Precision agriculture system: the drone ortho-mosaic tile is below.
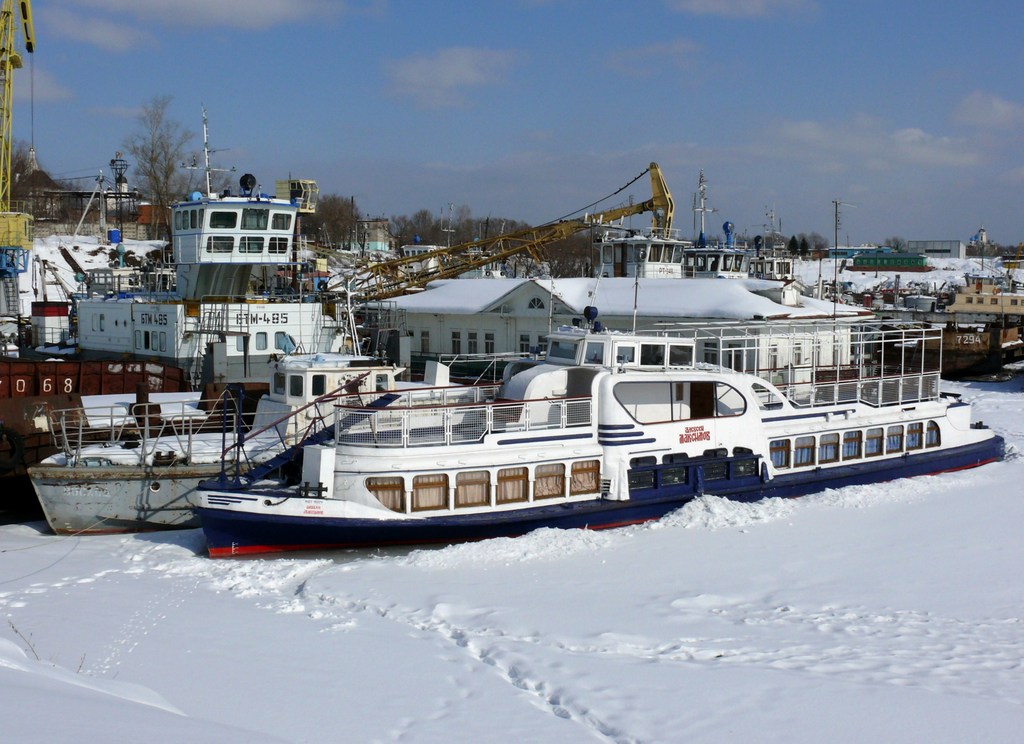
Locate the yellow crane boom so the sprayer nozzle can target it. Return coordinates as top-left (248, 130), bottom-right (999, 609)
top-left (0, 0), bottom-right (33, 280)
top-left (1, 0), bottom-right (33, 212)
top-left (354, 162), bottom-right (673, 301)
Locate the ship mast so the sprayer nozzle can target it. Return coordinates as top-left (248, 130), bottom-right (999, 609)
top-left (692, 170), bottom-right (716, 248)
top-left (182, 106), bottom-right (233, 197)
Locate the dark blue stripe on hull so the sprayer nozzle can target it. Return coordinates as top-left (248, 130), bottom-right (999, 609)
top-left (199, 436), bottom-right (1004, 556)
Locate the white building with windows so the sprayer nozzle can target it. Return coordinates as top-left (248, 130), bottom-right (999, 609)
top-left (363, 277), bottom-right (871, 368)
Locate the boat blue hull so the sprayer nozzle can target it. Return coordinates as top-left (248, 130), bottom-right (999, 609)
top-left (198, 436), bottom-right (1004, 557)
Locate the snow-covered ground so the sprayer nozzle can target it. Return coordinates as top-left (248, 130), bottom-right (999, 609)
top-left (1, 371), bottom-right (1022, 743)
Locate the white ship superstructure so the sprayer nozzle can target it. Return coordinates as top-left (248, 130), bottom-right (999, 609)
top-left (75, 175), bottom-right (349, 385)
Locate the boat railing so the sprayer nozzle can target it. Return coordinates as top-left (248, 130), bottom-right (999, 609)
top-left (379, 383), bottom-right (503, 408)
top-left (333, 394), bottom-right (592, 448)
top-left (46, 395), bottom-right (245, 465)
top-left (776, 371), bottom-right (940, 407)
top-left (630, 320), bottom-right (944, 408)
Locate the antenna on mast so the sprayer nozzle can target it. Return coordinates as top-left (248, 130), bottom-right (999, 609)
top-left (692, 170), bottom-right (717, 248)
top-left (181, 106), bottom-right (235, 197)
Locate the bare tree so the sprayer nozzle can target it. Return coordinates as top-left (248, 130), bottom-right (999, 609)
top-left (305, 193), bottom-right (361, 248)
top-left (542, 233), bottom-right (594, 277)
top-left (884, 236), bottom-right (907, 252)
top-left (123, 96), bottom-right (193, 239)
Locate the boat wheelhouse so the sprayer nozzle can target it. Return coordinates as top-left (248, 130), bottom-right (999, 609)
top-left (196, 318), bottom-right (1004, 556)
top-left (595, 228), bottom-right (750, 279)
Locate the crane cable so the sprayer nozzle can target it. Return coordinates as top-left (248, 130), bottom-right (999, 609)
top-left (547, 164), bottom-right (652, 225)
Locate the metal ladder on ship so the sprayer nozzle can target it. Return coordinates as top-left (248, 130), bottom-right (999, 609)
top-left (0, 276), bottom-right (18, 316)
top-left (188, 302), bottom-right (251, 388)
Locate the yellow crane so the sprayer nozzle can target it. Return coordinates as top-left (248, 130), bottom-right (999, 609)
top-left (353, 162), bottom-right (674, 301)
top-left (0, 0), bottom-right (34, 283)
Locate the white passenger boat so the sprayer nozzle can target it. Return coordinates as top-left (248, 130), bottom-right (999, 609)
top-left (196, 316), bottom-right (1004, 557)
top-left (29, 354), bottom-right (404, 534)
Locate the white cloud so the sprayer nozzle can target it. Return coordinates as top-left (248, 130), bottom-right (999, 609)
top-left (13, 68), bottom-right (73, 103)
top-left (774, 116), bottom-right (982, 169)
top-left (606, 39), bottom-right (702, 76)
top-left (385, 47), bottom-right (520, 110)
top-left (58, 0), bottom-right (345, 32)
top-left (888, 127), bottom-right (979, 167)
top-left (953, 91), bottom-right (1024, 130)
top-left (667, 0), bottom-right (817, 18)
top-left (42, 8), bottom-right (156, 51)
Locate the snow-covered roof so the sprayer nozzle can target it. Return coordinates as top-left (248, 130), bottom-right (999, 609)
top-left (369, 278), bottom-right (532, 314)
top-left (380, 277), bottom-right (870, 321)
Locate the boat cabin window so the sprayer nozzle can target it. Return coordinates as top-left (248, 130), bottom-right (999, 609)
top-left (273, 372), bottom-right (285, 395)
top-left (271, 213), bottom-right (292, 231)
top-left (865, 427), bottom-right (883, 456)
top-left (906, 422), bottom-right (923, 450)
top-left (668, 344), bottom-right (693, 366)
top-left (661, 465), bottom-right (688, 485)
top-left (241, 208), bottom-right (270, 230)
top-left (640, 344), bottom-right (665, 365)
top-left (770, 439), bottom-right (790, 468)
top-left (843, 431), bottom-right (862, 459)
top-left (311, 374), bottom-right (326, 396)
top-left (614, 380), bottom-right (746, 423)
top-left (886, 425), bottom-right (904, 453)
top-left (367, 476), bottom-right (404, 511)
top-left (534, 463), bottom-right (565, 499)
top-left (716, 385), bottom-right (746, 416)
top-left (209, 211), bottom-right (237, 229)
top-left (584, 341), bottom-right (605, 364)
top-left (570, 460), bottom-right (601, 495)
top-left (375, 373), bottom-right (390, 391)
top-left (496, 467), bottom-right (528, 503)
top-left (926, 421), bottom-right (940, 447)
top-left (455, 471), bottom-right (490, 508)
top-left (412, 474), bottom-right (448, 511)
top-left (547, 339), bottom-right (579, 362)
top-left (733, 458), bottom-right (758, 477)
top-left (289, 375), bottom-right (303, 397)
top-left (256, 332), bottom-right (268, 351)
top-left (614, 344), bottom-right (636, 364)
top-left (703, 461), bottom-right (728, 480)
top-left (240, 237), bottom-right (264, 253)
top-left (269, 237), bottom-right (289, 254)
top-left (793, 436), bottom-right (815, 466)
top-left (206, 236), bottom-right (233, 253)
top-left (818, 433), bottom-right (840, 463)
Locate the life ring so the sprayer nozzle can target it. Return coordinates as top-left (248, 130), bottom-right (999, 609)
top-left (0, 427), bottom-right (25, 470)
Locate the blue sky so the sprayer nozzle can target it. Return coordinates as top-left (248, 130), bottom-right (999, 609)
top-left (15, 0), bottom-right (1024, 245)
